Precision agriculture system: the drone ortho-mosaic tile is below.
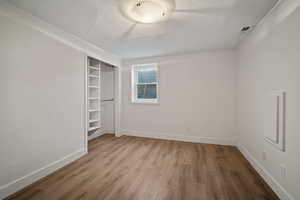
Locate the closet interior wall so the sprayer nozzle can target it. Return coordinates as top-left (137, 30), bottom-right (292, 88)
top-left (100, 63), bottom-right (115, 134)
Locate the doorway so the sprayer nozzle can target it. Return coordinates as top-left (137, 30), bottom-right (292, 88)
top-left (85, 56), bottom-right (120, 149)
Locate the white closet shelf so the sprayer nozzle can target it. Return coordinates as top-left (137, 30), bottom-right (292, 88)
top-left (89, 126), bottom-right (100, 131)
top-left (89, 109), bottom-right (100, 112)
top-left (88, 66), bottom-right (100, 70)
top-left (88, 75), bottom-right (99, 78)
top-left (89, 119), bottom-right (100, 123)
top-left (87, 57), bottom-right (101, 137)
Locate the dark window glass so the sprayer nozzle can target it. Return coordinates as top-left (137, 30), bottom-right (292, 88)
top-left (137, 84), bottom-right (157, 99)
top-left (138, 71), bottom-right (157, 84)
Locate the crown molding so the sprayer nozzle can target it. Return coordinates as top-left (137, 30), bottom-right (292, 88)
top-left (238, 0), bottom-right (300, 49)
top-left (0, 1), bottom-right (122, 67)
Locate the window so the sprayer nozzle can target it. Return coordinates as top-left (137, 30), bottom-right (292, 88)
top-left (132, 63), bottom-right (159, 104)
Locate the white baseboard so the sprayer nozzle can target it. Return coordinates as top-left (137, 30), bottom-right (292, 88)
top-left (115, 132), bottom-right (123, 137)
top-left (115, 130), bottom-right (123, 137)
top-left (104, 130), bottom-right (115, 134)
top-left (1, 134), bottom-right (292, 200)
top-left (0, 148), bottom-right (87, 200)
top-left (88, 131), bottom-right (104, 141)
top-left (237, 143), bottom-right (294, 200)
top-left (121, 130), bottom-right (235, 146)
top-left (88, 129), bottom-right (114, 141)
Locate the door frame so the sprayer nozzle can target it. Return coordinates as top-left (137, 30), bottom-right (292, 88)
top-left (84, 55), bottom-right (122, 153)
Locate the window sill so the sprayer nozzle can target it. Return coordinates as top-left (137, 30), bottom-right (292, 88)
top-left (131, 99), bottom-right (159, 105)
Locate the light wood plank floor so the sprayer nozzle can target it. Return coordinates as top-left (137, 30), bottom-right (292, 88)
top-left (6, 134), bottom-right (279, 200)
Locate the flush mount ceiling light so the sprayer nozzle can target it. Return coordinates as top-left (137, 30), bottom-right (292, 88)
top-left (120, 0), bottom-right (176, 24)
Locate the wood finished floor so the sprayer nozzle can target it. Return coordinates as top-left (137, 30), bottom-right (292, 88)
top-left (6, 134), bottom-right (279, 200)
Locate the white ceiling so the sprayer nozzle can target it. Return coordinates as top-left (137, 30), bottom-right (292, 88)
top-left (6, 0), bottom-right (278, 58)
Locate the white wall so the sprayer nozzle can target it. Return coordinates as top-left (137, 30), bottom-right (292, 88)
top-left (1, 0), bottom-right (299, 199)
top-left (121, 50), bottom-right (237, 145)
top-left (237, 1), bottom-right (300, 199)
top-left (0, 14), bottom-right (87, 198)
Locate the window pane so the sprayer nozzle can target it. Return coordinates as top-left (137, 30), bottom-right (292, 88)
top-left (137, 84), bottom-right (157, 99)
top-left (138, 71), bottom-right (157, 83)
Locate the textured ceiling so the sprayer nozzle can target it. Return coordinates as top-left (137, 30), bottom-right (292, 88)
top-left (6, 0), bottom-right (278, 58)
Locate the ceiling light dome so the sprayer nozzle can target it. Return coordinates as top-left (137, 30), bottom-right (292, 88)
top-left (120, 0), bottom-right (176, 24)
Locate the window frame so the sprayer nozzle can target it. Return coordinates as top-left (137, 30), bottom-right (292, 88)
top-left (131, 63), bottom-right (159, 104)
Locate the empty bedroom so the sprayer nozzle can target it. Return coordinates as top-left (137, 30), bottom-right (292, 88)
top-left (0, 0), bottom-right (299, 199)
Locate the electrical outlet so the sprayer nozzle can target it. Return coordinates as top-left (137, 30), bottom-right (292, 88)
top-left (280, 164), bottom-right (287, 179)
top-left (262, 151), bottom-right (267, 161)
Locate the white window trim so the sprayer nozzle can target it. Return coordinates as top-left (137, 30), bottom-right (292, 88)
top-left (131, 63), bottom-right (159, 104)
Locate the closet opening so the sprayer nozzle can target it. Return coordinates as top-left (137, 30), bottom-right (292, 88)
top-left (86, 56), bottom-right (119, 147)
